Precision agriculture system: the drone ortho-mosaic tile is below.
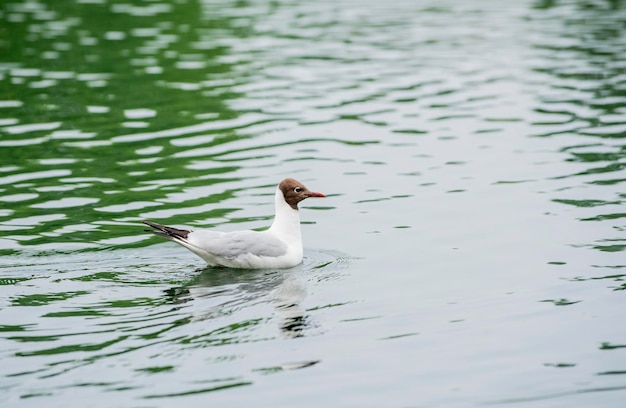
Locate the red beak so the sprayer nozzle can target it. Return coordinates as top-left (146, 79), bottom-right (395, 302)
top-left (308, 192), bottom-right (325, 198)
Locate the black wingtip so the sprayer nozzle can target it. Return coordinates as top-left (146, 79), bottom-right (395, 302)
top-left (142, 220), bottom-right (191, 240)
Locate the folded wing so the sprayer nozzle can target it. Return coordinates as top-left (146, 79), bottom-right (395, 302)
top-left (187, 230), bottom-right (288, 259)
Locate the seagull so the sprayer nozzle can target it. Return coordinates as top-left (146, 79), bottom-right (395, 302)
top-left (143, 178), bottom-right (325, 269)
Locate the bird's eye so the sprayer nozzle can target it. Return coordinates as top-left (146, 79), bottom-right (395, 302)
top-left (294, 186), bottom-right (302, 193)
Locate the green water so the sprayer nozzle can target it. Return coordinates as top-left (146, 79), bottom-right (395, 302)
top-left (1, 0), bottom-right (626, 406)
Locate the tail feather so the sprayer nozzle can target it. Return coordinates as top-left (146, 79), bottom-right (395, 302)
top-left (143, 220), bottom-right (191, 241)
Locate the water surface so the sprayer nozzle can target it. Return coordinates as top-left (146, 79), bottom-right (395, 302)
top-left (1, 0), bottom-right (626, 406)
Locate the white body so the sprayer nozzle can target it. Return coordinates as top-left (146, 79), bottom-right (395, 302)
top-left (174, 186), bottom-right (304, 269)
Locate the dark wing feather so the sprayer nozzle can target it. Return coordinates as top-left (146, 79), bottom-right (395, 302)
top-left (143, 220), bottom-right (191, 240)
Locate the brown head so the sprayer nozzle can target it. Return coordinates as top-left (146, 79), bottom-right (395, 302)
top-left (279, 178), bottom-right (325, 210)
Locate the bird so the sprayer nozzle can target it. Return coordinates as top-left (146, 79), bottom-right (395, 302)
top-left (142, 178), bottom-right (325, 269)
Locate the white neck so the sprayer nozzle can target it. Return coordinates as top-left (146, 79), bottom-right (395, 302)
top-left (269, 186), bottom-right (302, 243)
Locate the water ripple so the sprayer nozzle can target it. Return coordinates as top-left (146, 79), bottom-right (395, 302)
top-left (1, 0), bottom-right (626, 405)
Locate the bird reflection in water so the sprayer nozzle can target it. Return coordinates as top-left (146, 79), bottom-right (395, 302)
top-left (162, 266), bottom-right (310, 338)
top-left (270, 271), bottom-right (308, 338)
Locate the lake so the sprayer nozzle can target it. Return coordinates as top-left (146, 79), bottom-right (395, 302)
top-left (1, 0), bottom-right (626, 406)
